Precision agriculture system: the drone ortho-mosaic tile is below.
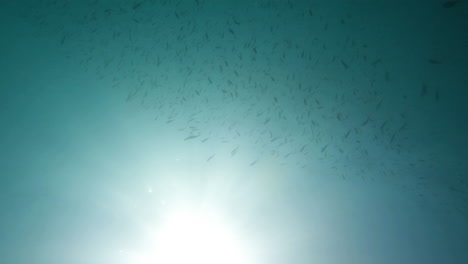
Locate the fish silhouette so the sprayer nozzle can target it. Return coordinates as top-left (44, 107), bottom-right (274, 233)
top-left (443, 0), bottom-right (461, 8)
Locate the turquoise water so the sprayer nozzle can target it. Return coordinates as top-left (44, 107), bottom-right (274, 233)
top-left (1, 1), bottom-right (467, 263)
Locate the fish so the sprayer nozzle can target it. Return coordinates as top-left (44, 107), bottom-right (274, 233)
top-left (344, 129), bottom-right (351, 139)
top-left (420, 83), bottom-right (427, 97)
top-left (428, 59), bottom-right (442, 64)
top-left (184, 135), bottom-right (200, 141)
top-left (380, 121), bottom-right (387, 134)
top-left (300, 144), bottom-right (307, 152)
top-left (361, 117), bottom-right (371, 126)
top-left (443, 0), bottom-right (460, 8)
top-left (372, 58), bottom-right (382, 67)
top-left (321, 144), bottom-right (329, 153)
top-left (271, 136), bottom-right (280, 142)
top-left (133, 1), bottom-right (144, 10)
top-left (207, 154), bottom-right (215, 162)
top-left (231, 147), bottom-right (239, 156)
top-left (376, 99), bottom-right (383, 110)
top-left (341, 59), bottom-right (349, 69)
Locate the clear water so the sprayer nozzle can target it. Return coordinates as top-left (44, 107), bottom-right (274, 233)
top-left (1, 0), bottom-right (467, 263)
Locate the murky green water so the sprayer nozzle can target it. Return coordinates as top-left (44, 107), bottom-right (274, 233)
top-left (1, 1), bottom-right (467, 263)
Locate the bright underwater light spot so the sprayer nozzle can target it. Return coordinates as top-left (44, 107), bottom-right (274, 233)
top-left (139, 208), bottom-right (254, 264)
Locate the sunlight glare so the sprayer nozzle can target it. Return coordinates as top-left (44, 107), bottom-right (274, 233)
top-left (140, 207), bottom-right (254, 264)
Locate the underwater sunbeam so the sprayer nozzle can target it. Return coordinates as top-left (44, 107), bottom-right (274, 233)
top-left (136, 207), bottom-right (255, 264)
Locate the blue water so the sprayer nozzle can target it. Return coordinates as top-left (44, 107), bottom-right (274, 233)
top-left (1, 1), bottom-right (467, 263)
